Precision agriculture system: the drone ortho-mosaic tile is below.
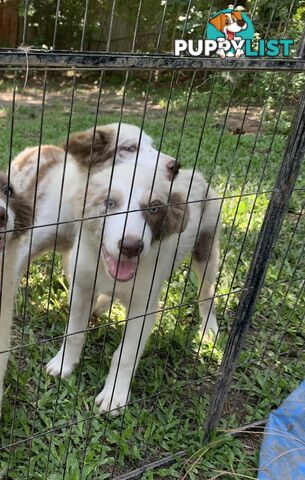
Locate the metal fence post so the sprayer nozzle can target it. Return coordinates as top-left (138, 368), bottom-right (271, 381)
top-left (204, 83), bottom-right (305, 440)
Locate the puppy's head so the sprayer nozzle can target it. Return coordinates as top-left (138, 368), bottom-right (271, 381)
top-left (83, 164), bottom-right (188, 283)
top-left (65, 123), bottom-right (180, 181)
top-left (0, 173), bottom-right (32, 248)
top-left (209, 11), bottom-right (246, 34)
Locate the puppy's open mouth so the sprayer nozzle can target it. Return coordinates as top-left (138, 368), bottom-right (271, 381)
top-left (102, 247), bottom-right (138, 282)
top-left (226, 29), bottom-right (236, 40)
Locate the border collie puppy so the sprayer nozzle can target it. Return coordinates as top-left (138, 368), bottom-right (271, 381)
top-left (0, 174), bottom-right (32, 415)
top-left (45, 163), bottom-right (221, 415)
top-left (11, 123), bottom-right (179, 268)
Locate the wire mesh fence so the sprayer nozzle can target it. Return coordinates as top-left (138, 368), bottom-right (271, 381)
top-left (0, 1), bottom-right (304, 479)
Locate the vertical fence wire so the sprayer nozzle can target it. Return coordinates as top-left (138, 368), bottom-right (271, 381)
top-left (238, 201), bottom-right (305, 424)
top-left (156, 71), bottom-right (286, 446)
top-left (21, 71), bottom-right (49, 480)
top-left (52, 0), bottom-right (61, 49)
top-left (204, 79), bottom-right (305, 439)
top-left (91, 71), bottom-right (195, 476)
top-left (5, 74), bottom-right (19, 475)
top-left (44, 75), bottom-right (78, 480)
top-left (0, 0), bottom-right (304, 478)
top-left (21, 0), bottom-right (29, 45)
top-left (80, 0), bottom-right (90, 51)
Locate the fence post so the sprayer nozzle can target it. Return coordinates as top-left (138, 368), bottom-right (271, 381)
top-left (204, 83), bottom-right (305, 440)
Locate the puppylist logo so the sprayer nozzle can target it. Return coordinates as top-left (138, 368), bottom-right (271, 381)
top-left (175, 5), bottom-right (294, 58)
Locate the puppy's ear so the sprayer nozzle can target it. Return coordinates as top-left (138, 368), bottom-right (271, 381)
top-left (166, 159), bottom-right (181, 181)
top-left (165, 192), bottom-right (189, 236)
top-left (65, 127), bottom-right (114, 166)
top-left (12, 193), bottom-right (33, 238)
top-left (209, 13), bottom-right (226, 31)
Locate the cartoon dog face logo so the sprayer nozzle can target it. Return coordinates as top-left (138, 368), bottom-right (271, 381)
top-left (209, 11), bottom-right (247, 41)
top-left (207, 6), bottom-right (254, 58)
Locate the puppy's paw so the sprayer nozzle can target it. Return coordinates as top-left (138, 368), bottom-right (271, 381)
top-left (200, 311), bottom-right (218, 342)
top-left (46, 349), bottom-right (76, 379)
top-left (201, 330), bottom-right (216, 343)
top-left (95, 382), bottom-right (130, 416)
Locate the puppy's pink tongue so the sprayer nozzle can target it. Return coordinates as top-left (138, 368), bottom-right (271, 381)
top-left (107, 255), bottom-right (137, 282)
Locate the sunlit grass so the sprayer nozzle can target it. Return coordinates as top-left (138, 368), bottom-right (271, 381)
top-left (0, 75), bottom-right (304, 478)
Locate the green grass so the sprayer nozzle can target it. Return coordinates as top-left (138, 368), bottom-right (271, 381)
top-left (0, 71), bottom-right (304, 479)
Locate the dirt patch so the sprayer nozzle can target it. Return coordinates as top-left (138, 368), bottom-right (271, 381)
top-left (214, 106), bottom-right (274, 134)
top-left (0, 86), bottom-right (163, 115)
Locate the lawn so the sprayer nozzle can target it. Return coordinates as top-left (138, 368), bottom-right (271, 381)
top-left (0, 70), bottom-right (304, 479)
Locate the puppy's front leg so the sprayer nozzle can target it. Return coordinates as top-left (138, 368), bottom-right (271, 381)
top-left (95, 295), bottom-right (158, 415)
top-left (0, 312), bottom-right (13, 416)
top-left (46, 279), bottom-right (98, 379)
top-left (0, 267), bottom-right (18, 416)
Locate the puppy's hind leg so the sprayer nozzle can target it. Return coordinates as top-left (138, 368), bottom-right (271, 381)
top-left (193, 227), bottom-right (220, 339)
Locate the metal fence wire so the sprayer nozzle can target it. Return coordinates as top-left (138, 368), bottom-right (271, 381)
top-left (0, 0), bottom-right (305, 479)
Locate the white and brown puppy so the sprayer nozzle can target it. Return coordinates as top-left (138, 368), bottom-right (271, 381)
top-left (0, 174), bottom-right (32, 414)
top-left (46, 163), bottom-right (221, 414)
top-left (11, 123), bottom-right (180, 269)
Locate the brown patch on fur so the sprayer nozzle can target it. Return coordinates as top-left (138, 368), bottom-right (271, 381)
top-left (11, 192), bottom-right (33, 238)
top-left (166, 159), bottom-right (181, 181)
top-left (194, 230), bottom-right (214, 263)
top-left (13, 147), bottom-right (37, 171)
top-left (11, 145), bottom-right (63, 204)
top-left (0, 173), bottom-right (10, 195)
top-left (142, 192), bottom-right (189, 241)
top-left (25, 146), bottom-right (62, 196)
top-left (66, 127), bottom-right (115, 167)
top-left (0, 173), bottom-right (33, 238)
top-left (13, 145), bottom-right (63, 173)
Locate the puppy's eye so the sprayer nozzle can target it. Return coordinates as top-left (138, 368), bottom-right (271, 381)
top-left (3, 185), bottom-right (13, 197)
top-left (104, 198), bottom-right (116, 209)
top-left (123, 145), bottom-right (137, 153)
top-left (148, 204), bottom-right (160, 214)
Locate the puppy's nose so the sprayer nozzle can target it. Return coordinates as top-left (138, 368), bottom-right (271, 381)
top-left (0, 207), bottom-right (7, 228)
top-left (166, 158), bottom-right (181, 180)
top-left (118, 236), bottom-right (144, 258)
top-left (237, 19), bottom-right (245, 27)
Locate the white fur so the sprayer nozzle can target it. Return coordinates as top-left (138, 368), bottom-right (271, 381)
top-left (11, 123), bottom-right (220, 416)
top-left (0, 193), bottom-right (29, 414)
top-left (46, 164), bottom-right (221, 415)
top-left (12, 124), bottom-right (177, 270)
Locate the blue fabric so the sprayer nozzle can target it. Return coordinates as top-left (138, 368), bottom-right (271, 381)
top-left (258, 380), bottom-right (305, 480)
